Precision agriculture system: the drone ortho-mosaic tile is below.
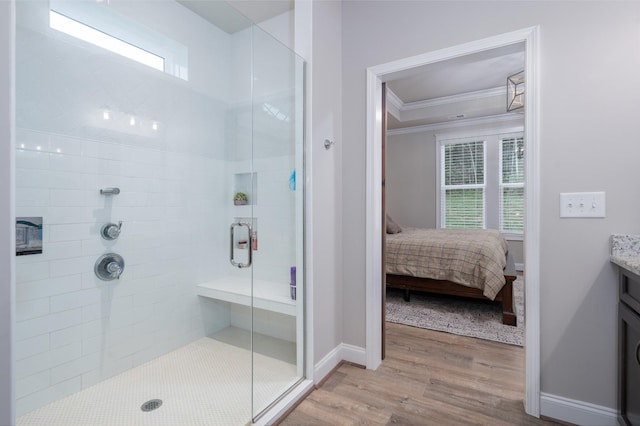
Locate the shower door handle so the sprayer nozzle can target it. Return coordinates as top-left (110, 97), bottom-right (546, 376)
top-left (230, 222), bottom-right (253, 268)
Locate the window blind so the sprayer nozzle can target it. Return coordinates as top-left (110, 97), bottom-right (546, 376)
top-left (500, 137), bottom-right (524, 233)
top-left (441, 141), bottom-right (485, 229)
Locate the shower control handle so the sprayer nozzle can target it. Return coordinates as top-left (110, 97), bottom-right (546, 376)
top-left (106, 261), bottom-right (122, 279)
top-left (94, 253), bottom-right (125, 281)
top-left (101, 221), bottom-right (122, 240)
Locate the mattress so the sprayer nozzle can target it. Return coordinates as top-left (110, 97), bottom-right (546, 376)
top-left (385, 227), bottom-right (509, 300)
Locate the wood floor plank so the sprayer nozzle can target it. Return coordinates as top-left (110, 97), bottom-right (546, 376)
top-left (280, 323), bottom-right (568, 425)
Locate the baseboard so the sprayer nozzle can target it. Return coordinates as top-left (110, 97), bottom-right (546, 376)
top-left (313, 345), bottom-right (342, 384)
top-left (540, 392), bottom-right (617, 426)
top-left (515, 263), bottom-right (524, 272)
top-left (313, 343), bottom-right (367, 384)
top-left (339, 343), bottom-right (367, 366)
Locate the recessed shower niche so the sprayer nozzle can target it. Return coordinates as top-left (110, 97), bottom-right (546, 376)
top-left (233, 172), bottom-right (257, 206)
top-left (13, 1), bottom-right (305, 424)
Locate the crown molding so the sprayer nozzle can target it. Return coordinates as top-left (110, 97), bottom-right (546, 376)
top-left (384, 87), bottom-right (402, 120)
top-left (387, 111), bottom-right (523, 136)
top-left (387, 85), bottom-right (506, 115)
top-left (385, 87), bottom-right (404, 111)
top-left (402, 86), bottom-right (505, 111)
top-left (386, 85), bottom-right (508, 126)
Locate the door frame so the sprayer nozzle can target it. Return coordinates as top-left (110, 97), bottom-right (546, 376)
top-left (364, 26), bottom-right (541, 416)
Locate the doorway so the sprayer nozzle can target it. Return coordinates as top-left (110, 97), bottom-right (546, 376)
top-left (365, 27), bottom-right (540, 416)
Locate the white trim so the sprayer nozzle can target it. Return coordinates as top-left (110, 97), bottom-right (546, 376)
top-left (540, 393), bottom-right (617, 426)
top-left (403, 86), bottom-right (505, 111)
top-left (385, 87), bottom-right (403, 116)
top-left (313, 343), bottom-right (366, 384)
top-left (365, 69), bottom-right (383, 371)
top-left (504, 232), bottom-right (524, 242)
top-left (0, 1), bottom-right (15, 424)
top-left (387, 86), bottom-right (516, 132)
top-left (387, 112), bottom-right (523, 136)
top-left (434, 126), bottom-right (525, 143)
top-left (365, 26), bottom-right (541, 416)
top-left (256, 379), bottom-right (315, 426)
top-left (523, 25), bottom-right (541, 417)
top-left (313, 344), bottom-right (342, 383)
top-left (340, 343), bottom-right (367, 366)
top-left (388, 86), bottom-right (505, 114)
top-left (294, 0), bottom-right (314, 391)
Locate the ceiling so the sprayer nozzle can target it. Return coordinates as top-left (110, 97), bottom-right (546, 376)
top-left (175, 2), bottom-right (523, 131)
top-left (386, 42), bottom-right (525, 130)
top-left (178, 0), bottom-right (293, 34)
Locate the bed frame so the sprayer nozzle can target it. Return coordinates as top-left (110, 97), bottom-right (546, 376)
top-left (385, 253), bottom-right (518, 326)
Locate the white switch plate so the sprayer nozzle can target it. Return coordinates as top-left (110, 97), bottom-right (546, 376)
top-left (560, 192), bottom-right (606, 218)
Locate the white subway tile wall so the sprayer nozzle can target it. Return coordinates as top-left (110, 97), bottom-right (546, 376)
top-left (14, 84), bottom-right (296, 419)
top-left (15, 129), bottom-right (226, 415)
top-left (15, 0), bottom-right (299, 417)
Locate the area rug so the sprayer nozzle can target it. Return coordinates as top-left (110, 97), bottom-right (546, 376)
top-left (385, 275), bottom-right (524, 346)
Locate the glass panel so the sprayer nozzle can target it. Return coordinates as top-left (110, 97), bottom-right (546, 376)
top-left (444, 188), bottom-right (484, 229)
top-left (249, 24), bottom-right (305, 420)
top-left (500, 137), bottom-right (524, 233)
top-left (14, 1), bottom-right (303, 424)
top-left (444, 141), bottom-right (485, 185)
top-left (442, 141), bottom-right (485, 229)
top-left (502, 187), bottom-right (524, 232)
top-left (501, 137), bottom-right (524, 184)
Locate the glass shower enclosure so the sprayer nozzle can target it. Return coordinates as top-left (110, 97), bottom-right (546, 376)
top-left (14, 1), bottom-right (304, 424)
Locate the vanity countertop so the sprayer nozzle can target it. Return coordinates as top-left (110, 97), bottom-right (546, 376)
top-left (610, 234), bottom-right (640, 275)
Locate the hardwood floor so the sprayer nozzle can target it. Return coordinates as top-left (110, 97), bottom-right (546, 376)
top-left (280, 323), bottom-right (565, 425)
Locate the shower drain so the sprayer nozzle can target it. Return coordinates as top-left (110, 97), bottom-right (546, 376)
top-left (141, 399), bottom-right (163, 412)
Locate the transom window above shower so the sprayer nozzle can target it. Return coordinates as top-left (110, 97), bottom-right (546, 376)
top-left (49, 0), bottom-right (189, 81)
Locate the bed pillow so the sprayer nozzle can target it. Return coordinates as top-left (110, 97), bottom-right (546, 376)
top-left (386, 214), bottom-right (402, 234)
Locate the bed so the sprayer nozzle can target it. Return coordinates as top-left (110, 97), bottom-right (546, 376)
top-left (385, 226), bottom-right (517, 326)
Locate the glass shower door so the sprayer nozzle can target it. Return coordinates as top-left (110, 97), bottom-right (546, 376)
top-left (249, 24), bottom-right (305, 420)
top-left (14, 1), bottom-right (304, 424)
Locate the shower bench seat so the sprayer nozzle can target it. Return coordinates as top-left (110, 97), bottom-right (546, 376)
top-left (196, 276), bottom-right (296, 316)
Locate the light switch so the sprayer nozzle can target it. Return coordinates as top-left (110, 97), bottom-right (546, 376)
top-left (560, 192), bottom-right (605, 218)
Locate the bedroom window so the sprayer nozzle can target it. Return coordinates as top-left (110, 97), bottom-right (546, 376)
top-left (440, 140), bottom-right (486, 229)
top-left (437, 131), bottom-right (524, 237)
top-left (500, 137), bottom-right (525, 234)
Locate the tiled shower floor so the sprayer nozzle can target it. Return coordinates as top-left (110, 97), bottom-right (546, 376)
top-left (17, 327), bottom-right (298, 426)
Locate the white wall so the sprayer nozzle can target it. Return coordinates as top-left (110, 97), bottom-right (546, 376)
top-left (13, 1), bottom-right (233, 415)
top-left (342, 0), bottom-right (640, 412)
top-left (386, 132), bottom-right (437, 229)
top-left (294, 0), bottom-right (346, 374)
top-left (0, 1), bottom-right (15, 424)
top-left (310, 0), bottom-right (344, 367)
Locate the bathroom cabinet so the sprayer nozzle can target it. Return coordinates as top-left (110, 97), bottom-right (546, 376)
top-left (618, 266), bottom-right (640, 426)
